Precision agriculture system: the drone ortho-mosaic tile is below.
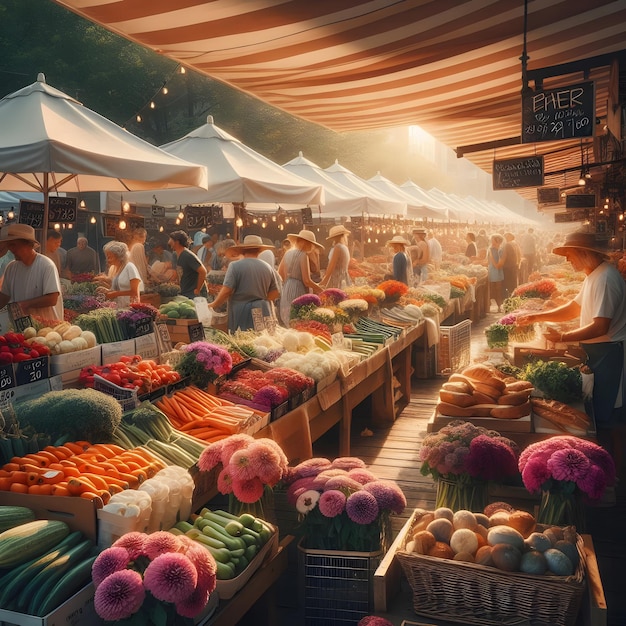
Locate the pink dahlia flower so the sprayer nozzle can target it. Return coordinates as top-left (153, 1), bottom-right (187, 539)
top-left (318, 489), bottom-right (346, 517)
top-left (330, 456), bottom-right (366, 471)
top-left (197, 440), bottom-right (224, 472)
top-left (111, 531), bottom-right (146, 560)
top-left (92, 547), bottom-right (131, 589)
top-left (346, 490), bottom-right (379, 525)
top-left (232, 476), bottom-right (265, 503)
top-left (246, 440), bottom-right (284, 486)
top-left (143, 552), bottom-right (198, 603)
top-left (94, 569), bottom-right (145, 621)
top-left (144, 532), bottom-right (184, 560)
top-left (216, 467), bottom-right (234, 494)
top-left (347, 468), bottom-right (377, 484)
top-left (290, 457), bottom-right (332, 480)
top-left (175, 580), bottom-right (213, 618)
top-left (219, 434), bottom-right (255, 466)
top-left (547, 448), bottom-right (590, 482)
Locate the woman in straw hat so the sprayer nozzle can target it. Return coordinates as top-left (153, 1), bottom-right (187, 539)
top-left (320, 224), bottom-right (352, 290)
top-left (386, 235), bottom-right (411, 286)
top-left (517, 231), bottom-right (626, 450)
top-left (277, 229), bottom-right (323, 326)
top-left (208, 235), bottom-right (280, 332)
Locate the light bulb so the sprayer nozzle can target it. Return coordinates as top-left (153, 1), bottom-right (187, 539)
top-left (178, 211), bottom-right (185, 220)
top-left (175, 218), bottom-right (181, 225)
top-left (162, 87), bottom-right (168, 95)
top-left (119, 219), bottom-right (127, 230)
top-left (578, 176), bottom-right (586, 186)
top-left (159, 225), bottom-right (164, 232)
top-left (7, 210), bottom-right (14, 220)
top-left (261, 222), bottom-right (267, 228)
top-left (90, 216), bottom-right (96, 224)
top-left (150, 101), bottom-right (155, 109)
top-left (136, 114), bottom-right (142, 123)
top-left (54, 223), bottom-right (60, 230)
top-left (235, 217), bottom-right (243, 227)
top-left (122, 201), bottom-right (130, 212)
top-left (180, 66), bottom-right (186, 74)
top-left (252, 218), bottom-right (258, 224)
top-left (285, 217), bottom-right (290, 224)
top-left (79, 200), bottom-right (86, 209)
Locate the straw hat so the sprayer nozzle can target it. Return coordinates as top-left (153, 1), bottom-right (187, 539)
top-left (0, 224), bottom-right (39, 245)
top-left (552, 231), bottom-right (610, 259)
top-left (326, 225), bottom-right (351, 241)
top-left (287, 229), bottom-right (324, 249)
top-left (412, 227), bottom-right (427, 235)
top-left (386, 235), bottom-right (410, 247)
top-left (226, 234), bottom-right (274, 258)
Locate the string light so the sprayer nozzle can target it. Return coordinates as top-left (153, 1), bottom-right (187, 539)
top-left (54, 223), bottom-right (60, 230)
top-left (79, 200), bottom-right (86, 209)
top-left (149, 101), bottom-right (155, 109)
top-left (235, 217), bottom-right (243, 227)
top-left (177, 210), bottom-right (185, 220)
top-left (180, 66), bottom-right (186, 74)
top-left (119, 219), bottom-right (127, 230)
top-left (90, 216), bottom-right (96, 224)
top-left (162, 87), bottom-right (168, 95)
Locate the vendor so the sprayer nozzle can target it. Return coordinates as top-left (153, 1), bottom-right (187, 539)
top-left (168, 230), bottom-right (208, 299)
top-left (208, 235), bottom-right (280, 332)
top-left (97, 240), bottom-right (143, 307)
top-left (386, 235), bottom-right (411, 285)
top-left (516, 231), bottom-right (626, 448)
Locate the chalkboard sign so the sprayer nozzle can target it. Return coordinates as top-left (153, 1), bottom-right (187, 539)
top-left (566, 194), bottom-right (596, 209)
top-left (48, 197), bottom-right (77, 223)
top-left (188, 322), bottom-right (204, 342)
top-left (522, 81), bottom-right (595, 143)
top-left (18, 200), bottom-right (45, 228)
top-left (0, 364), bottom-right (15, 390)
top-left (185, 206), bottom-right (209, 230)
top-left (210, 205), bottom-right (223, 224)
top-left (151, 205), bottom-right (165, 217)
top-left (493, 156), bottom-right (544, 190)
top-left (15, 356), bottom-right (49, 386)
top-left (301, 207), bottom-right (313, 224)
top-left (104, 215), bottom-right (145, 238)
top-left (155, 322), bottom-right (172, 353)
top-left (537, 187), bottom-right (561, 204)
top-left (144, 218), bottom-right (160, 231)
top-left (554, 209), bottom-right (589, 223)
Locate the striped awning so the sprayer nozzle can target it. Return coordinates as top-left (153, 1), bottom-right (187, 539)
top-left (52, 0), bottom-right (626, 201)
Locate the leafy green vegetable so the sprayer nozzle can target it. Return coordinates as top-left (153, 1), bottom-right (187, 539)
top-left (495, 363), bottom-right (523, 379)
top-left (14, 389), bottom-right (123, 443)
top-left (521, 360), bottom-right (582, 403)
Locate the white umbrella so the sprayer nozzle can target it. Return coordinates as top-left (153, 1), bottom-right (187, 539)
top-left (367, 173), bottom-right (445, 220)
top-left (0, 73), bottom-right (208, 245)
top-left (106, 116), bottom-right (323, 210)
top-left (323, 161), bottom-right (406, 217)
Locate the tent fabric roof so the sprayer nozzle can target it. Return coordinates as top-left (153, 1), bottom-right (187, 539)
top-left (53, 1), bottom-right (626, 201)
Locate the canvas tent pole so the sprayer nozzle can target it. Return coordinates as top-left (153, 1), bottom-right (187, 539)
top-left (42, 172), bottom-right (49, 254)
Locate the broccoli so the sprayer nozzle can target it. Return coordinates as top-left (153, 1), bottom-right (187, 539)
top-left (14, 388), bottom-right (123, 444)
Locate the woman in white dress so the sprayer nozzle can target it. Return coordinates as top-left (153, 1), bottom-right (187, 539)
top-left (98, 241), bottom-right (143, 308)
top-left (320, 225), bottom-right (352, 290)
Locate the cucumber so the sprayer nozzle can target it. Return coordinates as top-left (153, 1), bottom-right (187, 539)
top-left (35, 555), bottom-right (97, 617)
top-left (201, 521), bottom-right (246, 551)
top-left (0, 531), bottom-right (83, 609)
top-left (224, 521), bottom-right (244, 537)
top-left (215, 559), bottom-right (236, 580)
top-left (23, 540), bottom-right (93, 614)
top-left (186, 528), bottom-right (226, 550)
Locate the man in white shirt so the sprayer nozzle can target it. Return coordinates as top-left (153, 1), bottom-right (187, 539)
top-left (427, 230), bottom-right (443, 271)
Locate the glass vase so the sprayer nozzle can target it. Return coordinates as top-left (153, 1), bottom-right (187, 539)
top-left (436, 475), bottom-right (488, 512)
top-left (537, 486), bottom-right (586, 532)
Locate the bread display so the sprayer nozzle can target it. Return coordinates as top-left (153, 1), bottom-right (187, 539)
top-left (530, 398), bottom-right (591, 432)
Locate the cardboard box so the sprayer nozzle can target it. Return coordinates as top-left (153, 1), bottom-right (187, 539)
top-left (0, 583), bottom-right (96, 626)
top-left (101, 339), bottom-right (136, 363)
top-left (163, 319), bottom-right (204, 345)
top-left (49, 345), bottom-right (101, 376)
top-left (134, 333), bottom-right (159, 360)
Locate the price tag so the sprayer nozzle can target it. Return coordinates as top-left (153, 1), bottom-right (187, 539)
top-left (331, 332), bottom-right (345, 349)
top-left (188, 322), bottom-right (204, 342)
top-left (264, 317), bottom-right (277, 335)
top-left (132, 319), bottom-right (153, 337)
top-left (155, 322), bottom-right (172, 353)
top-left (251, 308), bottom-right (265, 332)
top-left (15, 356), bottom-right (49, 386)
top-left (0, 364), bottom-right (15, 390)
top-left (0, 387), bottom-right (16, 412)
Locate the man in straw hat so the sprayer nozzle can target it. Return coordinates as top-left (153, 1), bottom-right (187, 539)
top-left (409, 227), bottom-right (430, 284)
top-left (386, 235), bottom-right (412, 285)
top-left (278, 229), bottom-right (323, 326)
top-left (0, 224), bottom-right (63, 322)
top-left (517, 230), bottom-right (626, 461)
top-left (320, 224), bottom-right (352, 289)
top-left (208, 235), bottom-right (280, 332)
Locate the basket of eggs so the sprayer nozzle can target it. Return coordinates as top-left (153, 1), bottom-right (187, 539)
top-left (395, 503), bottom-right (586, 626)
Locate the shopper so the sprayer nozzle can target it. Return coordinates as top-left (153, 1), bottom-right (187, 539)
top-left (64, 236), bottom-right (99, 277)
top-left (519, 227), bottom-right (538, 274)
top-left (44, 230), bottom-right (65, 275)
top-left (0, 224), bottom-right (63, 321)
top-left (278, 229), bottom-right (323, 326)
top-left (487, 233), bottom-right (505, 312)
top-left (320, 225), bottom-right (352, 289)
top-left (128, 227), bottom-right (150, 286)
top-left (501, 232), bottom-right (521, 299)
top-left (465, 232), bottom-right (478, 259)
top-left (168, 230), bottom-right (207, 299)
top-left (97, 240), bottom-right (143, 307)
top-left (427, 230), bottom-right (442, 271)
top-left (208, 235), bottom-right (280, 332)
top-left (386, 235), bottom-right (411, 285)
top-left (409, 227), bottom-right (430, 284)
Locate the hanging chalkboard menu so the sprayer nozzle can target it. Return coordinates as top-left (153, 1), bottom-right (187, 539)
top-left (492, 156), bottom-right (544, 189)
top-left (48, 197), bottom-right (77, 223)
top-left (565, 194), bottom-right (596, 209)
top-left (554, 209), bottom-right (590, 223)
top-left (18, 200), bottom-right (45, 228)
top-left (151, 205), bottom-right (165, 217)
top-left (104, 215), bottom-right (145, 237)
top-left (537, 187), bottom-right (561, 204)
top-left (522, 81), bottom-right (595, 143)
top-left (210, 205), bottom-right (223, 224)
top-left (301, 207), bottom-right (313, 224)
top-left (185, 206), bottom-right (209, 230)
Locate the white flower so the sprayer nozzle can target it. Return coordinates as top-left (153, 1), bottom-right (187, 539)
top-left (338, 298), bottom-right (368, 312)
top-left (296, 489), bottom-right (320, 514)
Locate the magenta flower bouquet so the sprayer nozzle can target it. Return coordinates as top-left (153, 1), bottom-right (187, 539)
top-left (283, 456), bottom-right (406, 552)
top-left (198, 434), bottom-right (289, 519)
top-left (92, 531), bottom-right (217, 625)
top-left (419, 420), bottom-right (520, 511)
top-left (174, 341), bottom-right (233, 388)
top-left (519, 435), bottom-right (615, 529)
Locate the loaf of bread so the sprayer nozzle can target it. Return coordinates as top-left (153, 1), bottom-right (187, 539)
top-left (497, 389), bottom-right (532, 406)
top-left (437, 402), bottom-right (494, 418)
top-left (531, 398), bottom-right (591, 430)
top-left (471, 381), bottom-right (502, 402)
top-left (439, 390), bottom-right (475, 407)
top-left (461, 365), bottom-right (506, 392)
top-left (490, 401), bottom-right (531, 419)
top-left (441, 381), bottom-right (473, 394)
top-left (505, 380), bottom-right (534, 393)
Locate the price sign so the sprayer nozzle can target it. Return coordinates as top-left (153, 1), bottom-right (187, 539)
top-left (522, 81), bottom-right (595, 143)
top-left (15, 356), bottom-right (49, 387)
top-left (155, 322), bottom-right (172, 353)
top-left (48, 197), bottom-right (77, 223)
top-left (185, 206), bottom-right (210, 230)
top-left (0, 388), bottom-right (17, 412)
top-left (151, 205), bottom-right (165, 217)
top-left (18, 200), bottom-right (45, 228)
top-left (131, 319), bottom-right (153, 338)
top-left (493, 156), bottom-right (544, 189)
top-left (251, 308), bottom-right (265, 332)
top-left (144, 218), bottom-right (159, 231)
top-left (210, 205), bottom-right (223, 224)
top-left (264, 317), bottom-right (277, 334)
top-left (0, 364), bottom-right (16, 390)
top-left (188, 322), bottom-right (204, 342)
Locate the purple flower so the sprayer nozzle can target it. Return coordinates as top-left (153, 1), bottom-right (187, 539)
top-left (318, 490), bottom-right (346, 517)
top-left (94, 569), bottom-right (145, 621)
top-left (143, 552), bottom-right (198, 603)
top-left (292, 294), bottom-right (322, 309)
top-left (92, 547), bottom-right (131, 588)
top-left (576, 464), bottom-right (608, 500)
top-left (323, 475), bottom-right (363, 493)
top-left (252, 385), bottom-right (285, 408)
top-left (175, 580), bottom-right (213, 618)
top-left (320, 288), bottom-right (348, 305)
top-left (346, 490), bottom-right (379, 525)
top-left (547, 448), bottom-right (591, 482)
top-left (521, 456), bottom-right (553, 493)
top-left (330, 456), bottom-right (366, 471)
top-left (362, 480), bottom-right (406, 514)
top-left (465, 435), bottom-right (519, 480)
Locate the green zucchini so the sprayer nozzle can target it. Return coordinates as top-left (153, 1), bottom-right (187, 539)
top-left (35, 555), bottom-right (97, 617)
top-left (0, 520), bottom-right (70, 568)
top-left (0, 506), bottom-right (36, 532)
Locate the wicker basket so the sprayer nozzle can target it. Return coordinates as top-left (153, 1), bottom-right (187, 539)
top-left (396, 509), bottom-right (586, 626)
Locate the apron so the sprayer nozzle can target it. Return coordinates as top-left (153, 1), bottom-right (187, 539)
top-left (581, 341), bottom-right (624, 427)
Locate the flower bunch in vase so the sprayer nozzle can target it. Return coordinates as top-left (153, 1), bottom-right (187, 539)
top-left (92, 531), bottom-right (217, 624)
top-left (519, 435), bottom-right (616, 530)
top-left (174, 341), bottom-right (232, 389)
top-left (284, 456), bottom-right (406, 552)
top-left (420, 420), bottom-right (520, 512)
top-left (198, 434), bottom-right (289, 520)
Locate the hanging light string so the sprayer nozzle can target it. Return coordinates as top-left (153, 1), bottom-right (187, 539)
top-left (122, 64), bottom-right (187, 128)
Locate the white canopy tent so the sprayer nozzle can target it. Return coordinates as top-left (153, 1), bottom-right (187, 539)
top-left (399, 181), bottom-right (459, 221)
top-left (0, 74), bottom-right (208, 246)
top-left (367, 173), bottom-right (446, 221)
top-left (104, 116), bottom-right (323, 214)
